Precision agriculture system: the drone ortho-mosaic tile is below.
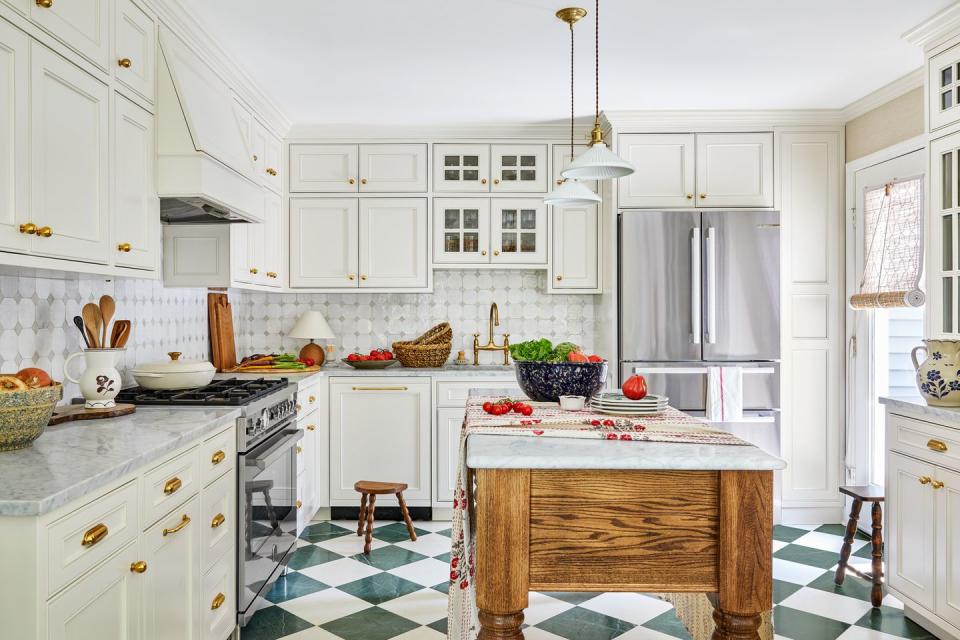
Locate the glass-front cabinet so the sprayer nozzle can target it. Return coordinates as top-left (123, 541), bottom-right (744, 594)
top-left (433, 144), bottom-right (547, 193)
top-left (433, 144), bottom-right (490, 192)
top-left (933, 132), bottom-right (960, 336)
top-left (930, 43), bottom-right (960, 132)
top-left (490, 199), bottom-right (546, 264)
top-left (491, 145), bottom-right (547, 193)
top-left (433, 198), bottom-right (546, 266)
top-left (433, 198), bottom-right (490, 263)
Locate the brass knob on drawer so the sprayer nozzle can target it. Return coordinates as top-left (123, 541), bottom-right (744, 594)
top-left (211, 593), bottom-right (225, 610)
top-left (481, 250), bottom-right (487, 256)
top-left (296, 403), bottom-right (302, 412)
top-left (266, 272), bottom-right (278, 278)
top-left (920, 476), bottom-right (932, 485)
top-left (266, 167), bottom-right (278, 176)
top-left (19, 223), bottom-right (36, 235)
top-left (347, 274), bottom-right (355, 281)
top-left (117, 243), bottom-right (132, 252)
top-left (481, 178), bottom-right (488, 185)
top-left (360, 274), bottom-right (367, 281)
top-left (163, 477), bottom-right (182, 495)
top-left (927, 439), bottom-right (948, 453)
top-left (211, 450), bottom-right (225, 465)
top-left (309, 395), bottom-right (316, 403)
top-left (211, 513), bottom-right (225, 528)
top-left (249, 267), bottom-right (258, 275)
top-left (307, 425), bottom-right (316, 431)
top-left (493, 250), bottom-right (500, 256)
top-left (493, 178), bottom-right (500, 185)
top-left (130, 561), bottom-right (147, 573)
top-left (933, 480), bottom-right (946, 490)
top-left (37, 226), bottom-right (52, 237)
top-left (118, 58), bottom-right (132, 68)
top-left (252, 154), bottom-right (258, 162)
top-left (36, 0), bottom-right (52, 7)
top-left (81, 523), bottom-right (108, 547)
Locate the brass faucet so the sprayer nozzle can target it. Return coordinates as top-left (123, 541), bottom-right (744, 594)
top-left (473, 302), bottom-right (510, 366)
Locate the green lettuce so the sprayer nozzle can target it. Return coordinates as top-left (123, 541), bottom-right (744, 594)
top-left (547, 342), bottom-right (581, 362)
top-left (509, 338), bottom-right (553, 362)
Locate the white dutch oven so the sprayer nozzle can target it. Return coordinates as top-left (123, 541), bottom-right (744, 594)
top-left (131, 352), bottom-right (216, 390)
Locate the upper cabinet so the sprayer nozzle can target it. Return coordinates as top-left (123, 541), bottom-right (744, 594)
top-left (114, 0), bottom-right (155, 104)
top-left (434, 144), bottom-right (490, 192)
top-left (434, 144), bottom-right (547, 193)
top-left (234, 96), bottom-right (283, 194)
top-left (553, 143), bottom-right (596, 192)
top-left (113, 95), bottom-right (157, 270)
top-left (290, 144), bottom-right (427, 193)
top-left (433, 197), bottom-right (546, 267)
top-left (359, 198), bottom-right (428, 287)
top-left (550, 203), bottom-right (599, 291)
top-left (30, 0), bottom-right (110, 70)
top-left (0, 18), bottom-right (29, 255)
top-left (618, 132), bottom-right (773, 209)
top-left (930, 42), bottom-right (960, 132)
top-left (289, 198), bottom-right (359, 287)
top-left (491, 144), bottom-right (547, 193)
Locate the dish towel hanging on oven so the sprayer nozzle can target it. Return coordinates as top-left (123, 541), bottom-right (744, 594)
top-left (706, 366), bottom-right (743, 422)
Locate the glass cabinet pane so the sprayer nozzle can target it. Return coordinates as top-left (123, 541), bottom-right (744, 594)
top-left (463, 169), bottom-right (478, 181)
top-left (445, 209), bottom-right (460, 229)
top-left (463, 155), bottom-right (479, 166)
top-left (501, 210), bottom-right (517, 229)
top-left (520, 170), bottom-right (536, 181)
top-left (445, 155), bottom-right (460, 166)
top-left (445, 233), bottom-right (461, 253)
top-left (944, 66), bottom-right (954, 87)
top-left (945, 277), bottom-right (954, 334)
top-left (944, 90), bottom-right (954, 111)
top-left (520, 209), bottom-right (537, 229)
top-left (445, 170), bottom-right (460, 181)
top-left (501, 232), bottom-right (517, 252)
top-left (501, 155), bottom-right (517, 167)
top-left (944, 214), bottom-right (954, 272)
top-left (502, 170), bottom-right (517, 181)
top-left (464, 233), bottom-right (479, 252)
top-left (944, 151), bottom-right (954, 210)
top-left (463, 209), bottom-right (479, 228)
top-left (520, 232), bottom-right (536, 253)
top-left (520, 155), bottom-right (536, 166)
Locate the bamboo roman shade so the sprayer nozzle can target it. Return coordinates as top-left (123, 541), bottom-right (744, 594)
top-left (850, 177), bottom-right (926, 309)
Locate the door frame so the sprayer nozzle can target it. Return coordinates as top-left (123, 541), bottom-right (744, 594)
top-left (844, 135), bottom-right (926, 489)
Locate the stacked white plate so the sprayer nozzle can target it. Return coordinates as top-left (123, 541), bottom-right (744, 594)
top-left (589, 392), bottom-right (669, 416)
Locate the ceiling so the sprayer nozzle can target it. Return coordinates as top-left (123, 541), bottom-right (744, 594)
top-left (182, 0), bottom-right (952, 126)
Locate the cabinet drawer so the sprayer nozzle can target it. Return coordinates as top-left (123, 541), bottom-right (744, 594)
top-left (201, 426), bottom-right (235, 487)
top-left (888, 413), bottom-right (960, 468)
top-left (201, 471), bottom-right (234, 573)
top-left (46, 480), bottom-right (139, 596)
top-left (436, 379), bottom-right (517, 408)
top-left (299, 380), bottom-right (321, 413)
top-left (142, 447), bottom-right (200, 528)
top-left (202, 555), bottom-right (235, 640)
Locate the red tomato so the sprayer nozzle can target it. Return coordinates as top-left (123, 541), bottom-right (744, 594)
top-left (511, 401), bottom-right (525, 413)
top-left (622, 375), bottom-right (648, 400)
top-left (370, 349), bottom-right (379, 357)
top-left (567, 351), bottom-right (589, 363)
top-left (347, 353), bottom-right (360, 362)
top-left (520, 405), bottom-right (533, 416)
top-left (482, 402), bottom-right (493, 413)
top-left (382, 350), bottom-right (394, 360)
top-left (587, 354), bottom-right (603, 363)
top-left (494, 404), bottom-right (510, 415)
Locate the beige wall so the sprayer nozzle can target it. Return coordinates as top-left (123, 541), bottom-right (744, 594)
top-left (845, 87), bottom-right (923, 162)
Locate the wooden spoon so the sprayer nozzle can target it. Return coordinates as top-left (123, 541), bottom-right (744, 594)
top-left (111, 320), bottom-right (131, 349)
top-left (81, 303), bottom-right (102, 349)
top-left (99, 295), bottom-right (115, 348)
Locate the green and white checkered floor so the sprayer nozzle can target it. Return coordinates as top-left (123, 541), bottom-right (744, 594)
top-left (240, 520), bottom-right (939, 640)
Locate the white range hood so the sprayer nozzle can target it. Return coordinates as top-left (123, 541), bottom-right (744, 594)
top-left (157, 27), bottom-right (264, 224)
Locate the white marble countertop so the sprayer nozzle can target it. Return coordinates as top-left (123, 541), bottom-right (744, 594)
top-left (0, 407), bottom-right (240, 517)
top-left (219, 363), bottom-right (517, 381)
top-left (880, 396), bottom-right (960, 426)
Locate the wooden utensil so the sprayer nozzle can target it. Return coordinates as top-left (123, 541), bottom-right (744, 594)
top-left (72, 315), bottom-right (90, 348)
top-left (81, 303), bottom-right (102, 349)
top-left (98, 295), bottom-right (115, 348)
top-left (111, 320), bottom-right (131, 348)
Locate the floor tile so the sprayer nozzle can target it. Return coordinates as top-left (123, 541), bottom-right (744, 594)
top-left (523, 628), bottom-right (573, 640)
top-left (853, 606), bottom-right (940, 639)
top-left (780, 587), bottom-right (873, 624)
top-left (241, 605), bottom-right (315, 640)
top-left (394, 532), bottom-right (454, 557)
top-left (299, 521), bottom-right (353, 543)
top-left (772, 540), bottom-right (789, 553)
top-left (426, 616), bottom-right (447, 635)
top-left (772, 557), bottom-right (829, 585)
top-left (837, 627), bottom-right (921, 640)
top-left (434, 528), bottom-right (452, 537)
top-left (276, 588), bottom-right (373, 626)
top-left (807, 570), bottom-right (877, 603)
top-left (816, 524), bottom-right (871, 540)
top-left (372, 522), bottom-right (431, 543)
top-left (411, 520), bottom-right (455, 532)
top-left (774, 605), bottom-right (850, 640)
top-left (793, 530), bottom-right (868, 554)
top-left (579, 592), bottom-right (674, 626)
top-left (275, 628), bottom-right (343, 640)
top-left (339, 571), bottom-right (424, 605)
top-left (773, 579), bottom-right (804, 604)
top-left (431, 580), bottom-right (449, 595)
top-left (637, 610), bottom-right (692, 639)
top-left (523, 592), bottom-right (578, 626)
top-left (390, 626), bottom-right (447, 639)
top-left (315, 532), bottom-right (389, 556)
top-left (774, 525), bottom-right (813, 542)
top-left (351, 545), bottom-right (428, 570)
top-left (264, 572), bottom-right (329, 604)
top-left (387, 557), bottom-right (453, 587)
top-left (619, 625), bottom-right (691, 640)
top-left (541, 591), bottom-right (606, 606)
top-left (379, 587), bottom-right (451, 625)
top-left (775, 543), bottom-right (845, 569)
top-left (434, 551), bottom-right (451, 563)
top-left (536, 606), bottom-right (637, 640)
top-left (287, 544), bottom-right (343, 570)
top-left (299, 557), bottom-right (381, 587)
top-left (320, 605), bottom-right (420, 640)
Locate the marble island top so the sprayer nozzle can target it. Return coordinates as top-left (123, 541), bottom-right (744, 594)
top-left (221, 363), bottom-right (517, 380)
top-left (0, 406), bottom-right (240, 517)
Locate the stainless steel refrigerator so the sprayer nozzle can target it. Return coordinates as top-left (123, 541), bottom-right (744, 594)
top-left (618, 210), bottom-right (781, 447)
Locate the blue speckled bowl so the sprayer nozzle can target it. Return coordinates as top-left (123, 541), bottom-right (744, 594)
top-left (514, 361), bottom-right (608, 403)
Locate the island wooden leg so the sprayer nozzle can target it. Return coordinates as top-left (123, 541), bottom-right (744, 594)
top-left (712, 470), bottom-right (773, 640)
top-left (475, 468), bottom-right (530, 639)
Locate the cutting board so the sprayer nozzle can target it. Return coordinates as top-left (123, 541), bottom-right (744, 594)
top-left (208, 292), bottom-right (237, 372)
top-left (226, 365), bottom-right (322, 374)
top-left (49, 403), bottom-right (136, 425)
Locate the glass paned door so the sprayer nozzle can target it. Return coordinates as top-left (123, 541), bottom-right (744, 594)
top-left (432, 198), bottom-right (490, 264)
top-left (490, 198), bottom-right (546, 264)
top-left (933, 134), bottom-right (960, 335)
top-left (491, 144), bottom-right (547, 193)
top-left (433, 144), bottom-right (490, 193)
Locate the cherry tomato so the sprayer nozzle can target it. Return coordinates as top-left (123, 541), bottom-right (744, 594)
top-left (512, 401), bottom-right (525, 413)
top-left (347, 353), bottom-right (360, 362)
top-left (482, 402), bottom-right (493, 413)
top-left (520, 405), bottom-right (533, 416)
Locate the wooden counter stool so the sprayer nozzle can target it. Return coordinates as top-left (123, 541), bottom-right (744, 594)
top-left (835, 484), bottom-right (885, 607)
top-left (354, 481), bottom-right (417, 555)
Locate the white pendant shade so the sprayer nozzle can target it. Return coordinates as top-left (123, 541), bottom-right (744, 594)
top-left (561, 141), bottom-right (635, 181)
top-left (543, 178), bottom-right (602, 207)
top-left (287, 310), bottom-right (335, 340)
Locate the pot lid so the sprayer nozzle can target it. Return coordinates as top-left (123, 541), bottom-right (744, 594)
top-left (132, 351), bottom-right (215, 374)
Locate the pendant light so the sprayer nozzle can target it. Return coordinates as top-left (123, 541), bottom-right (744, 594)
top-left (561, 0), bottom-right (634, 181)
top-left (544, 7), bottom-right (602, 207)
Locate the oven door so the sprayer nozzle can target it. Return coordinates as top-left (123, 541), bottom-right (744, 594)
top-left (238, 426), bottom-right (302, 619)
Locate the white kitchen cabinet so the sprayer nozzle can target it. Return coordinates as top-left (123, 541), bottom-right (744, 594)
top-left (550, 204), bottom-right (599, 290)
top-left (262, 192), bottom-right (284, 285)
top-left (695, 132), bottom-right (773, 208)
top-left (491, 144), bottom-right (547, 193)
top-left (113, 95), bottom-right (158, 270)
top-left (0, 18), bottom-right (29, 254)
top-left (200, 471), bottom-right (233, 574)
top-left (618, 133), bottom-right (696, 208)
top-left (330, 378), bottom-right (431, 506)
top-left (115, 0), bottom-right (155, 104)
top-left (937, 465), bottom-right (960, 628)
top-left (932, 132), bottom-right (960, 336)
top-left (434, 144), bottom-right (490, 192)
top-left (435, 407), bottom-right (463, 504)
top-left (433, 198), bottom-right (490, 264)
top-left (552, 143), bottom-right (596, 192)
top-left (887, 451), bottom-right (937, 610)
top-left (142, 497), bottom-right (202, 640)
top-left (359, 143), bottom-right (427, 192)
top-left (262, 131), bottom-right (283, 194)
top-left (290, 144), bottom-right (359, 192)
top-left (359, 198), bottom-right (428, 288)
top-left (201, 556), bottom-right (235, 640)
top-left (289, 197), bottom-right (359, 288)
top-left (491, 198), bottom-right (546, 264)
top-left (3, 0), bottom-right (27, 15)
top-left (46, 541), bottom-right (143, 640)
top-left (235, 99), bottom-right (282, 195)
top-left (29, 42), bottom-right (110, 264)
top-left (433, 197), bottom-right (546, 267)
top-left (929, 42), bottom-right (960, 132)
top-left (31, 0), bottom-right (110, 70)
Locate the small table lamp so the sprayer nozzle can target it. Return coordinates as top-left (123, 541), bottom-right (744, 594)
top-left (288, 310), bottom-right (335, 366)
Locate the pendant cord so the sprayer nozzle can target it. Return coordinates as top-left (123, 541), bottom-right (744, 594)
top-left (594, 0), bottom-right (600, 127)
top-left (570, 20), bottom-right (575, 162)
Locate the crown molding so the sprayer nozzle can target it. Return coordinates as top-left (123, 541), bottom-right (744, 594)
top-left (143, 0), bottom-right (292, 136)
top-left (839, 68), bottom-right (924, 122)
top-left (601, 109), bottom-right (845, 130)
top-left (904, 2), bottom-right (960, 51)
top-left (287, 122), bottom-right (594, 141)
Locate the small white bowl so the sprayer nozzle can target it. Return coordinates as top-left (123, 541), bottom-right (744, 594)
top-left (559, 395), bottom-right (586, 411)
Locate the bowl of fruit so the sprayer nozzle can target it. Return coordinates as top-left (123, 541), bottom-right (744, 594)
top-left (0, 367), bottom-right (62, 452)
top-left (509, 340), bottom-right (607, 403)
top-left (342, 349), bottom-right (399, 369)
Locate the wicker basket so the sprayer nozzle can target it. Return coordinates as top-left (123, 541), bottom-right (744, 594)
top-left (393, 323), bottom-right (453, 367)
top-left (412, 322), bottom-right (453, 345)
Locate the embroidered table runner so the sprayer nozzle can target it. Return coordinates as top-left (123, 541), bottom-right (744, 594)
top-left (447, 395), bottom-right (773, 640)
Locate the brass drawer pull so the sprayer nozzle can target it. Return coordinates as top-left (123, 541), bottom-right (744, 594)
top-left (927, 439), bottom-right (948, 453)
top-left (296, 403), bottom-right (302, 412)
top-left (130, 560), bottom-right (147, 573)
top-left (36, 0), bottom-right (52, 7)
top-left (249, 267), bottom-right (258, 275)
top-left (211, 450), bottom-right (225, 465)
top-left (920, 476), bottom-right (932, 485)
top-left (266, 271), bottom-right (278, 278)
top-left (699, 193), bottom-right (707, 199)
top-left (163, 477), bottom-right (182, 495)
top-left (352, 386), bottom-right (408, 391)
top-left (19, 223), bottom-right (36, 234)
top-left (37, 226), bottom-right (52, 237)
top-left (81, 523), bottom-right (108, 547)
top-left (211, 592), bottom-right (225, 610)
top-left (117, 242), bottom-right (132, 252)
top-left (933, 480), bottom-right (946, 490)
top-left (211, 513), bottom-right (225, 528)
top-left (162, 514), bottom-right (190, 536)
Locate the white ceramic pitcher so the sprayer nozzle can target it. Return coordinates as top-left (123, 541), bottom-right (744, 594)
top-left (911, 339), bottom-right (960, 407)
top-left (64, 349), bottom-right (124, 409)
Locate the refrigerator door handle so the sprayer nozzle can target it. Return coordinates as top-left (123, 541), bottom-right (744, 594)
top-left (628, 366), bottom-right (777, 376)
top-left (705, 226), bottom-right (717, 344)
top-left (691, 227), bottom-right (701, 345)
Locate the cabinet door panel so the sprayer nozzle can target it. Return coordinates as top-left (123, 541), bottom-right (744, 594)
top-left (31, 0), bottom-right (110, 69)
top-left (359, 144), bottom-right (427, 192)
top-left (246, 222), bottom-right (267, 285)
top-left (289, 198), bottom-right (359, 288)
top-left (290, 144), bottom-right (359, 192)
top-left (330, 379), bottom-right (431, 505)
top-left (435, 407), bottom-right (462, 504)
top-left (492, 144), bottom-right (547, 193)
top-left (433, 198), bottom-right (490, 264)
top-left (201, 471), bottom-right (234, 574)
top-left (887, 452), bottom-right (936, 610)
top-left (936, 465), bottom-right (960, 628)
top-left (263, 192), bottom-right (284, 286)
top-left (491, 198), bottom-right (546, 264)
top-left (115, 0), bottom-right (155, 103)
top-left (552, 143), bottom-right (596, 192)
top-left (0, 18), bottom-right (29, 253)
top-left (434, 144), bottom-right (489, 193)
top-left (618, 133), bottom-right (695, 208)
top-left (30, 43), bottom-right (109, 263)
top-left (551, 204), bottom-right (599, 289)
top-left (695, 132), bottom-right (773, 208)
top-left (930, 43), bottom-right (960, 132)
top-left (114, 96), bottom-right (157, 270)
top-left (201, 556), bottom-right (235, 640)
top-left (359, 198), bottom-right (428, 288)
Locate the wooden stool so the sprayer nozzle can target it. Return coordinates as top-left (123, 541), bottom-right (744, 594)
top-left (354, 481), bottom-right (417, 555)
top-left (835, 484), bottom-right (885, 607)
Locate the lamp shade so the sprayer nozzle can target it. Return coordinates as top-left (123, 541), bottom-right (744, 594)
top-left (288, 310), bottom-right (335, 340)
top-left (561, 141), bottom-right (635, 181)
top-left (543, 179), bottom-right (602, 207)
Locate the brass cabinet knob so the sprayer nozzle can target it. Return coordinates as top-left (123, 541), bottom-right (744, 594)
top-left (81, 523), bottom-right (108, 547)
top-left (493, 178), bottom-right (500, 185)
top-left (37, 226), bottom-right (52, 237)
top-left (347, 274), bottom-right (355, 281)
top-left (130, 561), bottom-right (147, 574)
top-left (252, 154), bottom-right (258, 162)
top-left (348, 178), bottom-right (356, 184)
top-left (920, 476), bottom-right (932, 485)
top-left (360, 178), bottom-right (367, 184)
top-left (211, 593), bottom-right (225, 610)
top-left (557, 178), bottom-right (563, 185)
top-left (211, 513), bottom-right (225, 528)
top-left (266, 167), bottom-right (278, 176)
top-left (266, 271), bottom-right (278, 278)
top-left (36, 0), bottom-right (52, 7)
top-left (295, 500), bottom-right (302, 509)
top-left (699, 193), bottom-right (707, 199)
top-left (296, 446), bottom-right (302, 454)
top-left (933, 480), bottom-right (946, 490)
top-left (481, 178), bottom-right (488, 184)
top-left (307, 425), bottom-right (316, 431)
top-left (927, 439), bottom-right (948, 452)
top-left (556, 275), bottom-right (563, 281)
top-left (163, 477), bottom-right (182, 495)
top-left (296, 403), bottom-right (302, 412)
top-left (249, 267), bottom-right (258, 274)
top-left (493, 250), bottom-right (500, 256)
top-left (118, 58), bottom-right (132, 68)
top-left (211, 450), bottom-right (225, 465)
top-left (686, 194), bottom-right (694, 200)
top-left (309, 395), bottom-right (316, 403)
top-left (19, 223), bottom-right (36, 235)
top-left (117, 243), bottom-right (132, 252)
top-left (481, 250), bottom-right (487, 256)
top-left (360, 274), bottom-right (367, 281)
